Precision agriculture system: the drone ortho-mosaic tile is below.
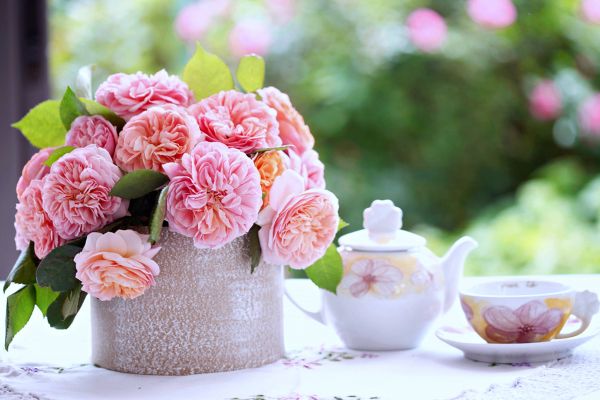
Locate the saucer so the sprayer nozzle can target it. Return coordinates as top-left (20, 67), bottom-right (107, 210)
top-left (436, 321), bottom-right (600, 364)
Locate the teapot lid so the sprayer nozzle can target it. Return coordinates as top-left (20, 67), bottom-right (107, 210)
top-left (338, 200), bottom-right (426, 251)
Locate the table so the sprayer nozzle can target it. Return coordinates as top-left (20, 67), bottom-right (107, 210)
top-left (1, 275), bottom-right (599, 400)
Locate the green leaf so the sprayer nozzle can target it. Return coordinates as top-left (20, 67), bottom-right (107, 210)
top-left (338, 218), bottom-right (349, 232)
top-left (4, 243), bottom-right (37, 292)
top-left (34, 284), bottom-right (60, 317)
top-left (5, 285), bottom-right (36, 350)
top-left (305, 244), bottom-right (344, 294)
top-left (61, 286), bottom-right (81, 319)
top-left (183, 44), bottom-right (234, 100)
top-left (12, 100), bottom-right (66, 149)
top-left (75, 64), bottom-right (95, 99)
top-left (149, 185), bottom-right (169, 244)
top-left (110, 169), bottom-right (169, 200)
top-left (36, 244), bottom-right (82, 292)
top-left (44, 146), bottom-right (76, 167)
top-left (46, 287), bottom-right (87, 329)
top-left (81, 99), bottom-right (125, 129)
top-left (60, 86), bottom-right (89, 130)
top-left (248, 224), bottom-right (261, 273)
top-left (236, 55), bottom-right (265, 93)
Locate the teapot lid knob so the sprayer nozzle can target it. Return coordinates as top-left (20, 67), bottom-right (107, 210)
top-left (363, 200), bottom-right (403, 242)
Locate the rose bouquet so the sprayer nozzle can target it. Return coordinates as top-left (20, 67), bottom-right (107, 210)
top-left (4, 47), bottom-right (345, 350)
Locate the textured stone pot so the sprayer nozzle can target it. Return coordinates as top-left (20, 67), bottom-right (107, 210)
top-left (91, 230), bottom-right (284, 375)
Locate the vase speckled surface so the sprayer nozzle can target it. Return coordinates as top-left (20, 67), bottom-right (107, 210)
top-left (91, 230), bottom-right (284, 375)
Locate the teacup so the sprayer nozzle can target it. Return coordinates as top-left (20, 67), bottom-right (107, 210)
top-left (459, 280), bottom-right (599, 344)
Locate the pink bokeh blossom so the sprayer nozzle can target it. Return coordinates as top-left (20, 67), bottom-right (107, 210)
top-left (581, 0), bottom-right (600, 24)
top-left (406, 8), bottom-right (447, 53)
top-left (267, 0), bottom-right (296, 24)
top-left (467, 0), bottom-right (517, 29)
top-left (229, 19), bottom-right (273, 57)
top-left (579, 94), bottom-right (600, 136)
top-left (175, 0), bottom-right (231, 43)
top-left (529, 80), bottom-right (562, 121)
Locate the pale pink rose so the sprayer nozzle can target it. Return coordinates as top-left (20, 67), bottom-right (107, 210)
top-left (267, 0), bottom-right (296, 24)
top-left (66, 115), bottom-right (118, 156)
top-left (258, 87), bottom-right (314, 154)
top-left (163, 141), bottom-right (262, 249)
top-left (284, 149), bottom-right (325, 190)
top-left (483, 300), bottom-right (563, 343)
top-left (579, 94), bottom-right (600, 136)
top-left (529, 80), bottom-right (562, 121)
top-left (406, 8), bottom-right (447, 52)
top-left (175, 0), bottom-right (231, 43)
top-left (42, 145), bottom-right (129, 240)
top-left (188, 90), bottom-right (281, 154)
top-left (581, 0), bottom-right (600, 24)
top-left (339, 259), bottom-right (404, 298)
top-left (16, 147), bottom-right (54, 200)
top-left (95, 70), bottom-right (194, 120)
top-left (75, 230), bottom-right (160, 301)
top-left (467, 0), bottom-right (517, 29)
top-left (229, 19), bottom-right (272, 57)
top-left (114, 105), bottom-right (202, 173)
top-left (257, 170), bottom-right (339, 269)
top-left (14, 178), bottom-right (65, 259)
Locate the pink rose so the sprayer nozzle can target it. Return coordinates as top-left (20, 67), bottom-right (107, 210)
top-left (66, 115), bottom-right (118, 156)
top-left (406, 8), bottom-right (447, 53)
top-left (175, 0), bottom-right (231, 43)
top-left (16, 147), bottom-right (54, 201)
top-left (467, 0), bottom-right (517, 29)
top-left (75, 230), bottom-right (160, 301)
top-left (14, 178), bottom-right (65, 259)
top-left (114, 105), bottom-right (202, 173)
top-left (163, 141), bottom-right (262, 249)
top-left (529, 80), bottom-right (562, 121)
top-left (258, 87), bottom-right (314, 155)
top-left (285, 149), bottom-right (325, 189)
top-left (257, 170), bottom-right (339, 269)
top-left (228, 19), bottom-right (272, 57)
top-left (188, 90), bottom-right (281, 154)
top-left (579, 94), bottom-right (600, 136)
top-left (42, 145), bottom-right (129, 240)
top-left (95, 70), bottom-right (195, 120)
top-left (582, 0), bottom-right (600, 24)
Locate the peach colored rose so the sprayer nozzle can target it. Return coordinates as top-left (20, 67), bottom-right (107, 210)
top-left (188, 90), bottom-right (281, 154)
top-left (95, 70), bottom-right (194, 120)
top-left (406, 8), bottom-right (447, 53)
top-left (258, 87), bottom-right (314, 155)
top-left (163, 141), bottom-right (262, 249)
top-left (14, 178), bottom-right (65, 259)
top-left (257, 170), bottom-right (339, 269)
top-left (285, 149), bottom-right (325, 190)
top-left (66, 115), bottom-right (119, 156)
top-left (114, 105), bottom-right (202, 172)
top-left (253, 151), bottom-right (286, 209)
top-left (75, 230), bottom-right (160, 301)
top-left (16, 147), bottom-right (54, 201)
top-left (529, 80), bottom-right (562, 121)
top-left (42, 145), bottom-right (128, 240)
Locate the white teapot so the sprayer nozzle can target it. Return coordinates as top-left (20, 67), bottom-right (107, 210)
top-left (287, 199), bottom-right (478, 350)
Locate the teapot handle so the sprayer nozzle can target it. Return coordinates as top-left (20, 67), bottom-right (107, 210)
top-left (284, 284), bottom-right (324, 324)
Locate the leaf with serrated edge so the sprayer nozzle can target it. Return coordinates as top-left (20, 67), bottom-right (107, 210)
top-left (304, 244), bottom-right (343, 294)
top-left (44, 146), bottom-right (76, 167)
top-left (236, 55), bottom-right (265, 93)
top-left (5, 285), bottom-right (36, 350)
top-left (12, 100), bottom-right (66, 149)
top-left (110, 169), bottom-right (169, 200)
top-left (149, 186), bottom-right (169, 244)
top-left (183, 44), bottom-right (234, 100)
top-left (46, 289), bottom-right (87, 329)
top-left (36, 244), bottom-right (81, 292)
top-left (4, 243), bottom-right (37, 292)
top-left (34, 284), bottom-right (59, 317)
top-left (60, 86), bottom-right (89, 130)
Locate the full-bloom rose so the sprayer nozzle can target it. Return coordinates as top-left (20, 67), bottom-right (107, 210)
top-left (75, 230), bottom-right (160, 301)
top-left (95, 70), bottom-right (195, 120)
top-left (285, 149), bottom-right (325, 190)
top-left (16, 147), bottom-right (54, 200)
top-left (228, 19), bottom-right (272, 57)
top-left (163, 141), bottom-right (262, 249)
top-left (42, 145), bottom-right (128, 240)
top-left (467, 0), bottom-right (517, 29)
top-left (579, 94), bottom-right (600, 136)
top-left (529, 80), bottom-right (562, 121)
top-left (253, 150), bottom-right (286, 209)
top-left (114, 105), bottom-right (202, 172)
top-left (66, 115), bottom-right (119, 156)
top-left (188, 90), bottom-right (281, 154)
top-left (258, 87), bottom-right (314, 155)
top-left (257, 170), bottom-right (339, 269)
top-left (406, 8), bottom-right (447, 53)
top-left (14, 178), bottom-right (65, 259)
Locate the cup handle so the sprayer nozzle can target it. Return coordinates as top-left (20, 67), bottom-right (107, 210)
top-left (556, 290), bottom-right (600, 339)
top-left (284, 285), bottom-right (324, 324)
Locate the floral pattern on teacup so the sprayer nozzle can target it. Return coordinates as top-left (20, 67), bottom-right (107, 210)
top-left (483, 300), bottom-right (563, 343)
top-left (338, 259), bottom-right (404, 298)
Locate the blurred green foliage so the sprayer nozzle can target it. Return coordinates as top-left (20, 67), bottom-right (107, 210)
top-left (49, 0), bottom-right (600, 274)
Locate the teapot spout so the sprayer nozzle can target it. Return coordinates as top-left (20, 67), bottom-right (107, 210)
top-left (441, 236), bottom-right (478, 313)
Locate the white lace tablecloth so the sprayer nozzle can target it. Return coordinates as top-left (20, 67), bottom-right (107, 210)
top-left (1, 275), bottom-right (599, 400)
